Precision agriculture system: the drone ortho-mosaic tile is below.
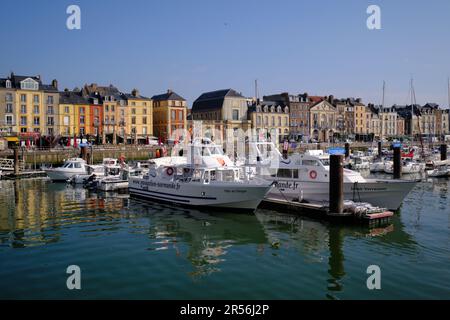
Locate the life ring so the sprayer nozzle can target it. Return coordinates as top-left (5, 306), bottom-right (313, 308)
top-left (166, 167), bottom-right (174, 176)
top-left (309, 170), bottom-right (317, 179)
top-left (217, 157), bottom-right (225, 166)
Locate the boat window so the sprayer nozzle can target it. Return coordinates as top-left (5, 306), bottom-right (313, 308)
top-left (277, 169), bottom-right (292, 178)
top-left (320, 159), bottom-right (330, 166)
top-left (204, 171), bottom-right (210, 183)
top-left (74, 162), bottom-right (82, 168)
top-left (66, 163), bottom-right (73, 169)
top-left (293, 169), bottom-right (299, 179)
top-left (302, 160), bottom-right (320, 166)
top-left (192, 169), bottom-right (202, 182)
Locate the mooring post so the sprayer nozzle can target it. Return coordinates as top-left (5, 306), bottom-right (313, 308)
top-left (81, 146), bottom-right (87, 162)
top-left (378, 141), bottom-right (382, 158)
top-left (13, 147), bottom-right (19, 175)
top-left (441, 144), bottom-right (447, 161)
top-left (344, 143), bottom-right (350, 159)
top-left (393, 146), bottom-right (401, 179)
top-left (330, 154), bottom-right (344, 214)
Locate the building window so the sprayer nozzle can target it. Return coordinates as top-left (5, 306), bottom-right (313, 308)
top-left (21, 105), bottom-right (27, 114)
top-left (132, 108), bottom-right (136, 115)
top-left (111, 105), bottom-right (115, 112)
top-left (48, 128), bottom-right (54, 135)
top-left (143, 108), bottom-right (147, 115)
top-left (6, 104), bottom-right (13, 113)
top-left (20, 127), bottom-right (27, 133)
top-left (33, 128), bottom-right (40, 133)
top-left (132, 117), bottom-right (136, 125)
top-left (63, 116), bottom-right (69, 126)
top-left (47, 96), bottom-right (54, 104)
top-left (47, 117), bottom-right (54, 126)
top-left (257, 116), bottom-right (261, 126)
top-left (33, 117), bottom-right (40, 125)
top-left (94, 109), bottom-right (99, 116)
top-left (105, 105), bottom-right (109, 112)
top-left (5, 80), bottom-right (11, 88)
top-left (6, 115), bottom-right (13, 125)
top-left (6, 93), bottom-right (13, 102)
top-left (20, 94), bottom-right (26, 102)
top-left (80, 116), bottom-right (85, 125)
top-left (232, 110), bottom-right (239, 121)
top-left (142, 127), bottom-right (147, 135)
top-left (33, 95), bottom-right (39, 103)
top-left (171, 110), bottom-right (176, 121)
top-left (21, 79), bottom-right (39, 90)
top-left (80, 107), bottom-right (85, 114)
top-left (143, 117), bottom-right (147, 125)
top-left (131, 102), bottom-right (136, 106)
top-left (64, 106), bottom-right (70, 113)
top-left (80, 128), bottom-right (85, 135)
top-left (34, 105), bottom-right (39, 114)
top-left (47, 106), bottom-right (54, 114)
top-left (178, 110), bottom-right (183, 121)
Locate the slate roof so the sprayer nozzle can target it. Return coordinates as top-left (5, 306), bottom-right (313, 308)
top-left (192, 89), bottom-right (246, 111)
top-left (59, 91), bottom-right (90, 105)
top-left (0, 73), bottom-right (58, 92)
top-left (152, 90), bottom-right (186, 101)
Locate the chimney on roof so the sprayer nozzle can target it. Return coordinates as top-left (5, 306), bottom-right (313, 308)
top-left (132, 88), bottom-right (139, 97)
top-left (356, 98), bottom-right (362, 103)
top-left (328, 95), bottom-right (334, 103)
top-left (64, 88), bottom-right (69, 92)
top-left (167, 89), bottom-right (173, 94)
top-left (51, 79), bottom-right (58, 90)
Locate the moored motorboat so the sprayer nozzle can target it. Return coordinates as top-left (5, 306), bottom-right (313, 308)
top-left (129, 142), bottom-right (273, 212)
top-left (45, 158), bottom-right (88, 181)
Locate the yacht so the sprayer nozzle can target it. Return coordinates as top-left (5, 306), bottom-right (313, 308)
top-left (348, 156), bottom-right (370, 170)
top-left (68, 158), bottom-right (123, 184)
top-left (249, 144), bottom-right (417, 210)
top-left (426, 164), bottom-right (450, 178)
top-left (129, 142), bottom-right (273, 212)
top-left (45, 158), bottom-right (88, 181)
top-left (384, 159), bottom-right (423, 174)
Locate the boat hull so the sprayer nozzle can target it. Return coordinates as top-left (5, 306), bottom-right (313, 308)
top-left (45, 169), bottom-right (85, 181)
top-left (129, 177), bottom-right (271, 211)
top-left (267, 179), bottom-right (417, 210)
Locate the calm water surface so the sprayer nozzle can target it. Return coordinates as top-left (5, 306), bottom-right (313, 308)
top-left (0, 176), bottom-right (449, 299)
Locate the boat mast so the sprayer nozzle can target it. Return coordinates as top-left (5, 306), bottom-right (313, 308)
top-left (381, 80), bottom-right (385, 141)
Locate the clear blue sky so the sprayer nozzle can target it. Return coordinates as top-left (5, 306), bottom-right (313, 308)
top-left (1, 0), bottom-right (450, 107)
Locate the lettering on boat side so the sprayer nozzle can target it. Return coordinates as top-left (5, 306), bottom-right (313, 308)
top-left (66, 265), bottom-right (81, 290)
top-left (366, 265), bottom-right (381, 290)
top-left (140, 180), bottom-right (181, 190)
top-left (275, 181), bottom-right (300, 190)
top-left (179, 304), bottom-right (269, 317)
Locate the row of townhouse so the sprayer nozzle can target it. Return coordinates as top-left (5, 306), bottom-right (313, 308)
top-left (0, 73), bottom-right (188, 144)
top-left (190, 88), bottom-right (450, 143)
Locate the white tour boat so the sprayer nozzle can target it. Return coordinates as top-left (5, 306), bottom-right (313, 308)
top-left (129, 143), bottom-right (273, 211)
top-left (249, 144), bottom-right (417, 210)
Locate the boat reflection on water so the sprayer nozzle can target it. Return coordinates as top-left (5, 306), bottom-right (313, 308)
top-left (0, 178), bottom-right (431, 299)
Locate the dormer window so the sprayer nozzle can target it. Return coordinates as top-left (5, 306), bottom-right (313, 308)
top-left (277, 106), bottom-right (282, 113)
top-left (5, 80), bottom-right (11, 88)
top-left (20, 78), bottom-right (39, 91)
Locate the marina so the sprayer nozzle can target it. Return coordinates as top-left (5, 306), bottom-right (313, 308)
top-left (0, 174), bottom-right (448, 299)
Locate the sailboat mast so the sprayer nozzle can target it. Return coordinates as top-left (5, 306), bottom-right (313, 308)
top-left (381, 81), bottom-right (385, 140)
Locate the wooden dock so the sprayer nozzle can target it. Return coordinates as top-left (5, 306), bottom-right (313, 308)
top-left (0, 170), bottom-right (48, 180)
top-left (260, 197), bottom-right (393, 226)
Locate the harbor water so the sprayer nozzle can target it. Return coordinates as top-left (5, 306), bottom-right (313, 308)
top-left (0, 175), bottom-right (449, 299)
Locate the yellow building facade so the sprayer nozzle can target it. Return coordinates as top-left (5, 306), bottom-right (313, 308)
top-left (152, 90), bottom-right (187, 141)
